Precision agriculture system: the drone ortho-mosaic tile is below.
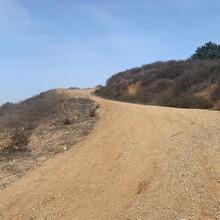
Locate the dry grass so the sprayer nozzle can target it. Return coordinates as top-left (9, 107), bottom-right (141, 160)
top-left (2, 128), bottom-right (31, 153)
top-left (0, 89), bottom-right (98, 190)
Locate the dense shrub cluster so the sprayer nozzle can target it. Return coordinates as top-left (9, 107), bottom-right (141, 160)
top-left (211, 84), bottom-right (220, 101)
top-left (3, 128), bottom-right (30, 152)
top-left (160, 93), bottom-right (213, 109)
top-left (95, 59), bottom-right (220, 109)
top-left (191, 42), bottom-right (220, 60)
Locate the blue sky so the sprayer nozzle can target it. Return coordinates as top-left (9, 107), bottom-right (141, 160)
top-left (0, 0), bottom-right (220, 104)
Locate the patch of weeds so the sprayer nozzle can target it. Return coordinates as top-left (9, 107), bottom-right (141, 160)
top-left (63, 118), bottom-right (72, 125)
top-left (2, 128), bottom-right (30, 153)
top-left (89, 107), bottom-right (97, 117)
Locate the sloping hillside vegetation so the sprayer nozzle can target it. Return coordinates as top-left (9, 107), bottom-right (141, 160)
top-left (0, 89), bottom-right (98, 190)
top-left (96, 43), bottom-right (220, 109)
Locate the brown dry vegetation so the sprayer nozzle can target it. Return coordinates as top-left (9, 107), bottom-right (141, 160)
top-left (95, 59), bottom-right (220, 109)
top-left (0, 89), bottom-right (98, 190)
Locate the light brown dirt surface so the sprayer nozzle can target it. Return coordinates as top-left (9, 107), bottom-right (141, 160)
top-left (0, 89), bottom-right (220, 220)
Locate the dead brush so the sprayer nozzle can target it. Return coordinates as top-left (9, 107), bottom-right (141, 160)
top-left (3, 128), bottom-right (31, 152)
top-left (89, 107), bottom-right (97, 117)
top-left (63, 118), bottom-right (72, 125)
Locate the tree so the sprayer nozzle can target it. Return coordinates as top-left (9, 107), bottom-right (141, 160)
top-left (191, 42), bottom-right (220, 59)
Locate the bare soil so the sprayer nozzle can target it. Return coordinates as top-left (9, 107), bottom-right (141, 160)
top-left (0, 89), bottom-right (220, 220)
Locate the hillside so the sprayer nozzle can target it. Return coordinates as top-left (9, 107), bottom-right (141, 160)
top-left (0, 89), bottom-right (98, 190)
top-left (95, 59), bottom-right (220, 109)
top-left (0, 89), bottom-right (220, 219)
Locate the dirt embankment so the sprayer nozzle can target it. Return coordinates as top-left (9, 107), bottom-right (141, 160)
top-left (0, 89), bottom-right (220, 220)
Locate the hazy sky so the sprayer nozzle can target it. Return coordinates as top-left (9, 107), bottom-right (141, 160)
top-left (0, 0), bottom-right (220, 104)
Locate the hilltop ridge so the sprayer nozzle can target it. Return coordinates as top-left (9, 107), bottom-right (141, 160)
top-left (96, 42), bottom-right (220, 110)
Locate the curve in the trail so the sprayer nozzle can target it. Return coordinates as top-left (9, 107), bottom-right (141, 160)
top-left (0, 89), bottom-right (220, 220)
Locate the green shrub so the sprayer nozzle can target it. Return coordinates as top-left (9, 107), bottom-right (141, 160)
top-left (191, 42), bottom-right (220, 60)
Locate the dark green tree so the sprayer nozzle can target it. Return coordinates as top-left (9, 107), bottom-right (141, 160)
top-left (191, 42), bottom-right (220, 59)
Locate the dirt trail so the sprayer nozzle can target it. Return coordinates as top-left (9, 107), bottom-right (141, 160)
top-left (0, 89), bottom-right (220, 220)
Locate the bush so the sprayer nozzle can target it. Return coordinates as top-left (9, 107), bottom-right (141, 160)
top-left (3, 128), bottom-right (31, 152)
top-left (174, 74), bottom-right (192, 96)
top-left (96, 85), bottom-right (103, 89)
top-left (89, 107), bottom-right (96, 117)
top-left (69, 87), bottom-right (80, 90)
top-left (63, 118), bottom-right (72, 125)
top-left (148, 79), bottom-right (171, 93)
top-left (95, 59), bottom-right (220, 110)
top-left (211, 85), bottom-right (220, 101)
top-left (191, 42), bottom-right (220, 60)
top-left (160, 93), bottom-right (213, 109)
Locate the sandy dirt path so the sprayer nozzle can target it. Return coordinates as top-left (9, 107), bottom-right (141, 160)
top-left (0, 89), bottom-right (220, 220)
